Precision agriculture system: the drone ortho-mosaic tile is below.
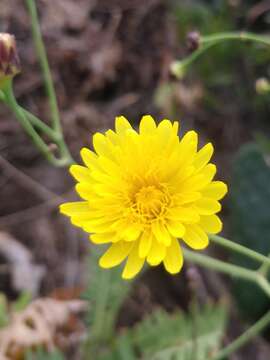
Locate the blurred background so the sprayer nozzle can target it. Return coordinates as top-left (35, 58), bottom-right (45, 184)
top-left (1, 0), bottom-right (270, 359)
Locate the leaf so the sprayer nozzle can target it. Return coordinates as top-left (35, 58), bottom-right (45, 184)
top-left (230, 143), bottom-right (270, 319)
top-left (11, 291), bottom-right (32, 312)
top-left (82, 246), bottom-right (133, 353)
top-left (105, 304), bottom-right (227, 360)
top-left (137, 304), bottom-right (227, 360)
top-left (0, 293), bottom-right (9, 328)
top-left (26, 348), bottom-right (65, 360)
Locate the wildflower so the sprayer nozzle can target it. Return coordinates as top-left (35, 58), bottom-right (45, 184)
top-left (0, 33), bottom-right (20, 88)
top-left (60, 116), bottom-right (227, 279)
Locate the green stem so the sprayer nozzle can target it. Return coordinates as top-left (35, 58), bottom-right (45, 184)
top-left (212, 310), bottom-right (270, 360)
top-left (3, 81), bottom-right (59, 165)
top-left (25, 0), bottom-right (61, 133)
top-left (183, 249), bottom-right (270, 298)
top-left (0, 90), bottom-right (5, 101)
top-left (258, 256), bottom-right (270, 276)
top-left (210, 234), bottom-right (270, 268)
top-left (25, 0), bottom-right (73, 165)
top-left (172, 31), bottom-right (270, 78)
top-left (171, 41), bottom-right (218, 77)
top-left (202, 31), bottom-right (270, 47)
top-left (0, 85), bottom-right (58, 142)
top-left (20, 107), bottom-right (58, 140)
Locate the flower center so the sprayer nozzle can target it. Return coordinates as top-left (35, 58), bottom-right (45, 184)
top-left (133, 185), bottom-right (170, 223)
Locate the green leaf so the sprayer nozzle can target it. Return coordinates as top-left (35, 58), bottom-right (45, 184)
top-left (230, 143), bottom-right (270, 319)
top-left (82, 246), bottom-right (133, 355)
top-left (0, 293), bottom-right (9, 328)
top-left (25, 348), bottom-right (65, 360)
top-left (137, 304), bottom-right (226, 360)
top-left (11, 291), bottom-right (32, 312)
top-left (105, 304), bottom-right (227, 360)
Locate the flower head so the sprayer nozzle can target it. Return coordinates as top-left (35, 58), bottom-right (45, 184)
top-left (0, 33), bottom-right (20, 87)
top-left (60, 116), bottom-right (227, 279)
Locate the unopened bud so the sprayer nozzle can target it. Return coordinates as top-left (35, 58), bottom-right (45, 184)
top-left (186, 31), bottom-right (201, 53)
top-left (0, 33), bottom-right (20, 87)
top-left (255, 78), bottom-right (270, 95)
top-left (170, 61), bottom-right (186, 79)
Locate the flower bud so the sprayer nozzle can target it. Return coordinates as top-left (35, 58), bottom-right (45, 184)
top-left (0, 33), bottom-right (20, 86)
top-left (186, 31), bottom-right (201, 53)
top-left (170, 61), bottom-right (186, 79)
top-left (255, 78), bottom-right (270, 95)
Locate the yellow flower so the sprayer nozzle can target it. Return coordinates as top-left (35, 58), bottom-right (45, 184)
top-left (60, 116), bottom-right (227, 279)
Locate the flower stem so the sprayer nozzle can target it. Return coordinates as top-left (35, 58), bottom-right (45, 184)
top-left (182, 248), bottom-right (270, 298)
top-left (212, 310), bottom-right (270, 360)
top-left (202, 31), bottom-right (270, 47)
top-left (3, 81), bottom-right (72, 166)
top-left (210, 234), bottom-right (270, 268)
top-left (21, 107), bottom-right (59, 141)
top-left (3, 81), bottom-right (58, 165)
top-left (172, 31), bottom-right (270, 78)
top-left (25, 0), bottom-right (62, 133)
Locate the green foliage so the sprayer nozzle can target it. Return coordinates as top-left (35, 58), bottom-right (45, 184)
top-left (82, 246), bottom-right (133, 356)
top-left (11, 291), bottom-right (32, 312)
top-left (173, 0), bottom-right (239, 86)
top-left (25, 348), bottom-right (65, 360)
top-left (0, 293), bottom-right (9, 328)
top-left (230, 143), bottom-right (270, 319)
top-left (170, 0), bottom-right (270, 119)
top-left (99, 304), bottom-right (227, 360)
top-left (0, 291), bottom-right (32, 328)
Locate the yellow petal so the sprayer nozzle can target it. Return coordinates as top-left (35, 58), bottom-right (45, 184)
top-left (115, 116), bottom-right (132, 134)
top-left (193, 143), bottom-right (214, 171)
top-left (99, 241), bottom-right (133, 268)
top-left (178, 131), bottom-right (198, 166)
top-left (122, 241), bottom-right (145, 279)
top-left (105, 129), bottom-right (119, 145)
top-left (163, 237), bottom-right (183, 274)
top-left (172, 121), bottom-right (179, 134)
top-left (152, 221), bottom-right (171, 246)
top-left (124, 224), bottom-right (142, 242)
top-left (111, 219), bottom-right (142, 242)
top-left (139, 231), bottom-right (152, 258)
top-left (83, 218), bottom-right (115, 233)
top-left (90, 232), bottom-right (118, 244)
top-left (60, 201), bottom-right (90, 216)
top-left (180, 130), bottom-right (198, 151)
top-left (167, 207), bottom-right (200, 223)
top-left (70, 165), bottom-right (93, 183)
top-left (147, 240), bottom-right (166, 266)
top-left (139, 115), bottom-right (156, 134)
top-left (93, 133), bottom-right (115, 160)
top-left (75, 183), bottom-right (97, 200)
top-left (80, 148), bottom-right (101, 171)
top-left (202, 181), bottom-right (228, 200)
top-left (199, 164), bottom-right (217, 184)
top-left (200, 215), bottom-right (222, 234)
top-left (157, 120), bottom-right (174, 147)
top-left (166, 221), bottom-right (186, 238)
top-left (174, 192), bottom-right (201, 205)
top-left (98, 155), bottom-right (120, 176)
top-left (183, 164), bottom-right (216, 192)
top-left (183, 225), bottom-right (209, 249)
top-left (195, 198), bottom-right (221, 215)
